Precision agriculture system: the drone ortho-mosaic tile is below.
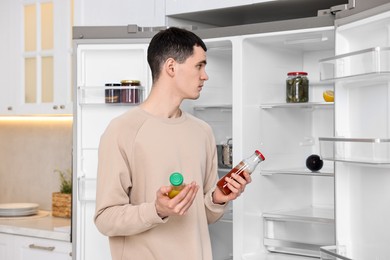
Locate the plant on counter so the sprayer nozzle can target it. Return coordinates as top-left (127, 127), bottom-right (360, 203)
top-left (54, 168), bottom-right (72, 194)
top-left (52, 168), bottom-right (72, 218)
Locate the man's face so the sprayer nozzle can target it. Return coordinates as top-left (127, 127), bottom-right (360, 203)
top-left (174, 46), bottom-right (209, 100)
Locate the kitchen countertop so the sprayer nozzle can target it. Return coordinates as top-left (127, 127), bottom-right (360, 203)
top-left (0, 211), bottom-right (71, 242)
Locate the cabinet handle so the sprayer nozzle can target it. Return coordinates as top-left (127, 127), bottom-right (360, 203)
top-left (60, 105), bottom-right (66, 109)
top-left (7, 106), bottom-right (12, 111)
top-left (53, 105), bottom-right (59, 110)
top-left (29, 244), bottom-right (55, 251)
top-left (69, 251), bottom-right (72, 256)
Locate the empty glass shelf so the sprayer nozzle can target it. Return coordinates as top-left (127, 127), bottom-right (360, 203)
top-left (260, 102), bottom-right (333, 109)
top-left (261, 168), bottom-right (334, 177)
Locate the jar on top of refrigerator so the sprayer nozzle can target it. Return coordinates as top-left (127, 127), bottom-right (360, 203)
top-left (286, 72), bottom-right (309, 103)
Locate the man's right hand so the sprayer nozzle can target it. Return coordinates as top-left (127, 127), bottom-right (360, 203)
top-left (155, 182), bottom-right (199, 219)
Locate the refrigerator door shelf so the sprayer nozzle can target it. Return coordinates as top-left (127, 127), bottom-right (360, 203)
top-left (78, 85), bottom-right (144, 105)
top-left (319, 137), bottom-right (390, 165)
top-left (319, 47), bottom-right (390, 82)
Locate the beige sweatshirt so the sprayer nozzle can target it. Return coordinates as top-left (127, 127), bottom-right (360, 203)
top-left (94, 107), bottom-right (227, 260)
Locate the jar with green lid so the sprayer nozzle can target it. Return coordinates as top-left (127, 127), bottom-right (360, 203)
top-left (286, 72), bottom-right (309, 103)
top-left (120, 79), bottom-right (142, 104)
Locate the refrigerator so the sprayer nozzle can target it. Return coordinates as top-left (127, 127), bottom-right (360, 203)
top-left (72, 2), bottom-right (390, 259)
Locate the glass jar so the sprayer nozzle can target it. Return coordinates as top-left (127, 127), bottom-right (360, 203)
top-left (286, 72), bottom-right (309, 103)
top-left (105, 83), bottom-right (120, 103)
top-left (120, 80), bottom-right (142, 104)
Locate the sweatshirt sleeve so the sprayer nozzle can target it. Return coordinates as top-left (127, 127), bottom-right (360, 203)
top-left (202, 127), bottom-right (228, 224)
top-left (94, 121), bottom-right (167, 237)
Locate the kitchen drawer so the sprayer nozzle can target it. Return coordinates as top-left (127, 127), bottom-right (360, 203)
top-left (14, 236), bottom-right (72, 260)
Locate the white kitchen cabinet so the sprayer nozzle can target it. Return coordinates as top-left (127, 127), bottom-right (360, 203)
top-left (73, 0), bottom-right (166, 26)
top-left (0, 0), bottom-right (21, 114)
top-left (0, 233), bottom-right (72, 260)
top-left (14, 235), bottom-right (72, 260)
top-left (0, 0), bottom-right (72, 115)
top-left (0, 233), bottom-right (14, 260)
top-left (18, 0), bottom-right (73, 115)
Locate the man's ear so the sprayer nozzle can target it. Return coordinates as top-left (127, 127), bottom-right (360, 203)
top-left (164, 58), bottom-right (176, 77)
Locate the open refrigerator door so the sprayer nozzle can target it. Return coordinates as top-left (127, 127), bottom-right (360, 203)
top-left (318, 3), bottom-right (390, 259)
top-left (72, 40), bottom-right (151, 260)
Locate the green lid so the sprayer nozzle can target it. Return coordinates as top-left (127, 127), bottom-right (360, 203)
top-left (169, 172), bottom-right (183, 186)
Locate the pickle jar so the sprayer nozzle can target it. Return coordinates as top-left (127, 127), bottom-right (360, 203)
top-left (286, 72), bottom-right (309, 103)
top-left (120, 80), bottom-right (142, 104)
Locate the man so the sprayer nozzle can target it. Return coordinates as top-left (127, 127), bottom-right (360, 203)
top-left (94, 27), bottom-right (251, 260)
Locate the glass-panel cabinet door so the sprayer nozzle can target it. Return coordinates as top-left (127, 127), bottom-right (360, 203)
top-left (20, 0), bottom-right (72, 115)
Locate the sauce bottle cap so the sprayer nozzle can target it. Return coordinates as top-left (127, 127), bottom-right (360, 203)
top-left (255, 150), bottom-right (265, 160)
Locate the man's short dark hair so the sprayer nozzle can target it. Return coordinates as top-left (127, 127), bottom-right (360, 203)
top-left (147, 27), bottom-right (207, 82)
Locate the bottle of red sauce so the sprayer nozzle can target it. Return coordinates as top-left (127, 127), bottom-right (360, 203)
top-left (217, 150), bottom-right (265, 195)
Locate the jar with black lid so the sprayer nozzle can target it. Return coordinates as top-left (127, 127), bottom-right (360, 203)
top-left (120, 80), bottom-right (142, 104)
top-left (286, 72), bottom-right (309, 103)
top-left (105, 83), bottom-right (120, 103)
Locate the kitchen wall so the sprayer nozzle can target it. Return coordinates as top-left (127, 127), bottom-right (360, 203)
top-left (0, 117), bottom-right (72, 211)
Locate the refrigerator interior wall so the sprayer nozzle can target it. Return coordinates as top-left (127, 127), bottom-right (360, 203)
top-left (75, 43), bottom-right (150, 260)
top-left (235, 27), bottom-right (336, 258)
top-left (183, 39), bottom-right (234, 260)
top-left (330, 9), bottom-right (390, 260)
top-left (182, 40), bottom-right (233, 143)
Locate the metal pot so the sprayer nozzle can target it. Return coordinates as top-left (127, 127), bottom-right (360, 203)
top-left (222, 138), bottom-right (233, 168)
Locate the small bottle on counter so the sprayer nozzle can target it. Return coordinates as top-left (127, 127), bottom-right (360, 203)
top-left (105, 83), bottom-right (120, 103)
top-left (120, 79), bottom-right (142, 104)
top-left (168, 172), bottom-right (185, 199)
top-left (217, 150), bottom-right (265, 195)
top-left (286, 72), bottom-right (309, 103)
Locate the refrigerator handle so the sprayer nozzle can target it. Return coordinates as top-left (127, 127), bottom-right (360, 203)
top-left (127, 25), bottom-right (138, 33)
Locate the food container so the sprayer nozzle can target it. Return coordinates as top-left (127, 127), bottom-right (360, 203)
top-left (105, 83), bottom-right (120, 103)
top-left (120, 80), bottom-right (142, 104)
top-left (222, 138), bottom-right (233, 168)
top-left (217, 139), bottom-right (233, 169)
top-left (286, 72), bottom-right (309, 103)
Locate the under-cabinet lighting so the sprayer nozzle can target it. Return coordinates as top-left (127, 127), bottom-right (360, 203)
top-left (0, 115), bottom-right (73, 122)
top-left (284, 35), bottom-right (329, 45)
